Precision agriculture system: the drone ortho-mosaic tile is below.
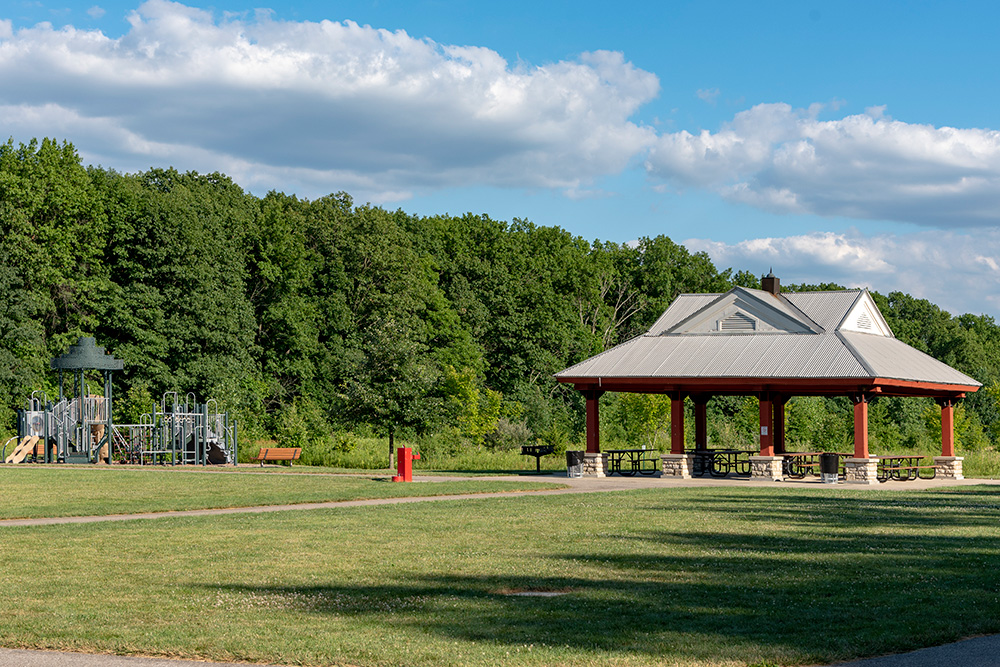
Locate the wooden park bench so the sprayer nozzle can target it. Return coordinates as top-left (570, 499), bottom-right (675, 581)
top-left (253, 447), bottom-right (302, 467)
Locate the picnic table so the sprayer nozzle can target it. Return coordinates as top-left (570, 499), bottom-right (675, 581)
top-left (605, 448), bottom-right (660, 476)
top-left (875, 455), bottom-right (936, 482)
top-left (689, 448), bottom-right (753, 477)
top-left (780, 451), bottom-right (852, 479)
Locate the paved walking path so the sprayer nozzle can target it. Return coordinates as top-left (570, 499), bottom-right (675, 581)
top-left (2, 469), bottom-right (996, 528)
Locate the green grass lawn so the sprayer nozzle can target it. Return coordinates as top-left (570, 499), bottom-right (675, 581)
top-left (2, 483), bottom-right (1000, 666)
top-left (0, 467), bottom-right (565, 519)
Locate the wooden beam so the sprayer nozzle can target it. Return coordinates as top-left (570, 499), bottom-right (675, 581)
top-left (773, 395), bottom-right (786, 455)
top-left (670, 393), bottom-right (686, 455)
top-left (853, 396), bottom-right (869, 459)
top-left (584, 390), bottom-right (603, 454)
top-left (693, 395), bottom-right (709, 450)
top-left (938, 398), bottom-right (956, 457)
top-left (759, 394), bottom-right (774, 457)
top-left (562, 376), bottom-right (977, 397)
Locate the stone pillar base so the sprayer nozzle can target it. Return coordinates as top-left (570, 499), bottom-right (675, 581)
top-left (582, 452), bottom-right (608, 478)
top-left (844, 458), bottom-right (879, 485)
top-left (661, 453), bottom-right (694, 478)
top-left (749, 455), bottom-right (783, 481)
top-left (934, 456), bottom-right (964, 480)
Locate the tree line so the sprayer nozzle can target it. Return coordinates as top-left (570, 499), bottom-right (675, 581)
top-left (2, 138), bottom-right (999, 459)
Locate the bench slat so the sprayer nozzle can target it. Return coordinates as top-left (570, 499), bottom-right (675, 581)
top-left (253, 447), bottom-right (302, 466)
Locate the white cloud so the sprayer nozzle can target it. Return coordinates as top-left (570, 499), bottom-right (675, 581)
top-left (648, 103), bottom-right (1000, 227)
top-left (696, 87), bottom-right (719, 105)
top-left (87, 6), bottom-right (106, 19)
top-left (0, 0), bottom-right (658, 200)
top-left (685, 229), bottom-right (1000, 317)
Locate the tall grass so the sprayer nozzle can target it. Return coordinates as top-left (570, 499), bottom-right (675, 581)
top-left (276, 431), bottom-right (574, 472)
top-left (960, 449), bottom-right (1000, 478)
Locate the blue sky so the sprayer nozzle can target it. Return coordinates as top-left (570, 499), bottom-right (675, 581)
top-left (5, 0), bottom-right (1000, 317)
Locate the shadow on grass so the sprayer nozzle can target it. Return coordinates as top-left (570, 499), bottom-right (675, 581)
top-left (202, 487), bottom-right (1000, 664)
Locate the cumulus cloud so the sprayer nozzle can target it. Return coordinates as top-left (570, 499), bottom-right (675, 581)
top-left (0, 0), bottom-right (658, 200)
top-left (685, 229), bottom-right (1000, 317)
top-left (647, 103), bottom-right (1000, 227)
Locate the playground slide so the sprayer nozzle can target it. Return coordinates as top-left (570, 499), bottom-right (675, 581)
top-left (4, 435), bottom-right (39, 464)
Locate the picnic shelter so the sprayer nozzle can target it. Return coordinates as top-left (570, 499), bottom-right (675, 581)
top-left (554, 274), bottom-right (981, 483)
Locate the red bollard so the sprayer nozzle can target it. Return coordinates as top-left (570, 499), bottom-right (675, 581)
top-left (392, 447), bottom-right (420, 482)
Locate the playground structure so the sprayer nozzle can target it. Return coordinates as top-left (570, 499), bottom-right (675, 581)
top-left (3, 337), bottom-right (238, 466)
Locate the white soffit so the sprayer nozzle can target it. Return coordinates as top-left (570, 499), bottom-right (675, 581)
top-left (838, 292), bottom-right (893, 337)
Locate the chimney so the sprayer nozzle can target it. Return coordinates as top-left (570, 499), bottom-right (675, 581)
top-left (761, 270), bottom-right (780, 295)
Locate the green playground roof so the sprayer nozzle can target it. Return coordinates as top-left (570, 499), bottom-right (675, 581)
top-left (50, 337), bottom-right (124, 371)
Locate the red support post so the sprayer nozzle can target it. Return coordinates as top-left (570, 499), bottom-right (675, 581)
top-left (773, 396), bottom-right (786, 455)
top-left (853, 396), bottom-right (869, 459)
top-left (585, 390), bottom-right (603, 454)
top-left (693, 395), bottom-right (708, 450)
top-left (940, 399), bottom-right (955, 457)
top-left (759, 394), bottom-right (774, 457)
top-left (671, 394), bottom-right (686, 455)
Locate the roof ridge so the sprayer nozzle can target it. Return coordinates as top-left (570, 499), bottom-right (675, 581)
top-left (775, 293), bottom-right (825, 333)
top-left (835, 330), bottom-right (877, 378)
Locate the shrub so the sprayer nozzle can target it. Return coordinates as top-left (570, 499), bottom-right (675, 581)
top-left (484, 418), bottom-right (532, 452)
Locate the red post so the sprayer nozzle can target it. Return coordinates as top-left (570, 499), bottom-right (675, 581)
top-left (940, 400), bottom-right (955, 457)
top-left (671, 394), bottom-right (685, 454)
top-left (585, 390), bottom-right (603, 454)
top-left (693, 396), bottom-right (708, 450)
top-left (853, 397), bottom-right (869, 459)
top-left (773, 396), bottom-right (786, 455)
top-left (759, 395), bottom-right (774, 457)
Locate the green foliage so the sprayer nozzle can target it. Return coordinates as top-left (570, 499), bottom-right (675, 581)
top-left (613, 392), bottom-right (672, 449)
top-left (441, 366), bottom-right (502, 446)
top-left (4, 136), bottom-right (1000, 465)
top-left (483, 417), bottom-right (533, 452)
top-left (116, 382), bottom-right (155, 425)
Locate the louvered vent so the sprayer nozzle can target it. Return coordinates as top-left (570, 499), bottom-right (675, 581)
top-left (719, 313), bottom-right (756, 331)
top-left (857, 312), bottom-right (873, 330)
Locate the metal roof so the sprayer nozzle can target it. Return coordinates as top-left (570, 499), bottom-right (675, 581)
top-left (50, 337), bottom-right (124, 371)
top-left (783, 290), bottom-right (863, 332)
top-left (556, 288), bottom-right (981, 390)
top-left (840, 331), bottom-right (977, 386)
top-left (557, 332), bottom-right (868, 379)
top-left (646, 294), bottom-right (718, 335)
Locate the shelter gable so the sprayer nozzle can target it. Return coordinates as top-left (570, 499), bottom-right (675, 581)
top-left (663, 287), bottom-right (818, 335)
top-left (836, 291), bottom-right (893, 337)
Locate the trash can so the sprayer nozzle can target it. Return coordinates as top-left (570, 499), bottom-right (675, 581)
top-left (820, 452), bottom-right (839, 484)
top-left (566, 450), bottom-right (585, 478)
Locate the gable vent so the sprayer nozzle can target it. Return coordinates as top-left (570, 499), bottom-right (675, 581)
top-left (719, 313), bottom-right (756, 331)
top-left (857, 312), bottom-right (873, 331)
